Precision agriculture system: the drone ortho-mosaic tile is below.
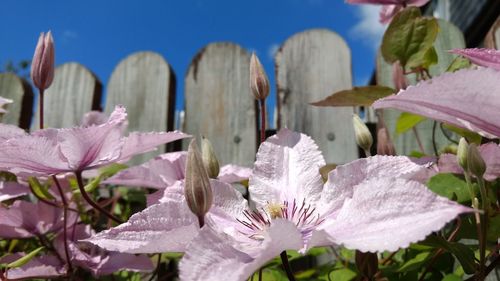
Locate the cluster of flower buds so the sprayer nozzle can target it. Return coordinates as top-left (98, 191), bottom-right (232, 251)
top-left (31, 31), bottom-right (55, 90)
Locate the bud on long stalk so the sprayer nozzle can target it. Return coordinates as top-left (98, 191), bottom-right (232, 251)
top-left (185, 139), bottom-right (213, 227)
top-left (31, 31), bottom-right (55, 90)
top-left (353, 114), bottom-right (373, 156)
top-left (249, 53), bottom-right (269, 100)
top-left (467, 144), bottom-right (486, 179)
top-left (201, 136), bottom-right (220, 179)
top-left (457, 137), bottom-right (468, 170)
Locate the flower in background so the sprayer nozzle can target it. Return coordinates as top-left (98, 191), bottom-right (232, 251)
top-left (0, 96), bottom-right (13, 114)
top-left (346, 0), bottom-right (430, 23)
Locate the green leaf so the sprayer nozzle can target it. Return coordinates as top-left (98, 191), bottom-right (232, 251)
top-left (382, 7), bottom-right (439, 68)
top-left (397, 251), bottom-right (432, 272)
top-left (28, 177), bottom-right (54, 200)
top-left (74, 163), bottom-right (128, 194)
top-left (327, 268), bottom-right (357, 281)
top-left (0, 247), bottom-right (44, 269)
top-left (420, 236), bottom-right (477, 274)
top-left (395, 112), bottom-right (426, 135)
top-left (407, 46), bottom-right (438, 70)
top-left (427, 173), bottom-right (473, 203)
top-left (487, 215), bottom-right (500, 242)
top-left (442, 124), bottom-right (481, 144)
top-left (442, 274), bottom-right (463, 281)
top-left (310, 86), bottom-right (395, 107)
top-left (446, 56), bottom-right (471, 73)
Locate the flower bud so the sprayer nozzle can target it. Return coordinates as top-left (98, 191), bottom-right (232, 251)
top-left (392, 61), bottom-right (408, 91)
top-left (353, 114), bottom-right (373, 154)
top-left (185, 139), bottom-right (213, 227)
top-left (467, 143), bottom-right (486, 178)
top-left (249, 53), bottom-right (269, 100)
top-left (0, 96), bottom-right (13, 114)
top-left (201, 136), bottom-right (220, 179)
top-left (31, 31), bottom-right (55, 90)
top-left (457, 137), bottom-right (468, 170)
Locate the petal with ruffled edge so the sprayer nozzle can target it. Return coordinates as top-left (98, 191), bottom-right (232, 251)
top-left (0, 124), bottom-right (27, 142)
top-left (93, 252), bottom-right (154, 276)
top-left (179, 220), bottom-right (303, 281)
top-left (0, 254), bottom-right (66, 280)
top-left (373, 68), bottom-right (500, 138)
top-left (249, 129), bottom-right (325, 208)
top-left (104, 152), bottom-right (187, 188)
top-left (118, 131), bottom-right (190, 162)
top-left (317, 155), bottom-right (435, 215)
top-left (320, 177), bottom-right (471, 252)
top-left (218, 164), bottom-right (252, 183)
top-left (0, 181), bottom-right (29, 202)
top-left (450, 48), bottom-right (500, 70)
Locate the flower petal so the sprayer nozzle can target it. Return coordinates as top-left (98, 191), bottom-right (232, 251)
top-left (0, 254), bottom-right (66, 280)
top-left (218, 164), bottom-right (252, 183)
top-left (0, 181), bottom-right (30, 202)
top-left (0, 124), bottom-right (27, 142)
top-left (119, 131), bottom-right (190, 162)
top-left (450, 48), bottom-right (500, 70)
top-left (94, 252), bottom-right (154, 276)
top-left (249, 129), bottom-right (325, 208)
top-left (179, 219), bottom-right (304, 281)
top-left (321, 178), bottom-right (471, 252)
top-left (373, 68), bottom-right (500, 138)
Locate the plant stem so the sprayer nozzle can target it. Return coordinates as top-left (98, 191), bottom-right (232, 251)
top-left (412, 127), bottom-right (425, 154)
top-left (38, 89), bottom-right (44, 129)
top-left (280, 251), bottom-right (295, 281)
top-left (52, 175), bottom-right (73, 273)
top-left (148, 253), bottom-right (162, 281)
top-left (477, 177), bottom-right (489, 280)
top-left (431, 121), bottom-right (438, 156)
top-left (74, 171), bottom-right (123, 224)
top-left (259, 99), bottom-right (267, 144)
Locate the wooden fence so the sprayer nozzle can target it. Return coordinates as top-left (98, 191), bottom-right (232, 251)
top-left (1, 20), bottom-right (499, 167)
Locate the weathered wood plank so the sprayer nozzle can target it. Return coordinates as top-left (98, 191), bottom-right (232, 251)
top-left (184, 43), bottom-right (256, 167)
top-left (485, 16), bottom-right (500, 49)
top-left (376, 19), bottom-right (465, 155)
top-left (32, 63), bottom-right (102, 130)
top-left (105, 51), bottom-right (175, 164)
top-left (276, 29), bottom-right (357, 164)
top-left (0, 73), bottom-right (33, 129)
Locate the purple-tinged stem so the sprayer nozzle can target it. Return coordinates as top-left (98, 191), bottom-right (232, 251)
top-left (52, 175), bottom-right (73, 273)
top-left (259, 100), bottom-right (267, 144)
top-left (38, 89), bottom-right (44, 129)
top-left (280, 251), bottom-right (296, 281)
top-left (74, 171), bottom-right (123, 224)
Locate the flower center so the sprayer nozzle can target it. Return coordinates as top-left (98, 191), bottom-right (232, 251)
top-left (236, 199), bottom-right (324, 240)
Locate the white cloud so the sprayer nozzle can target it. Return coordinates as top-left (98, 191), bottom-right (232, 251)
top-left (267, 43), bottom-right (280, 60)
top-left (349, 5), bottom-right (386, 50)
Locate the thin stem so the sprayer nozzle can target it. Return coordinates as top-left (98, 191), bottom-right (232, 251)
top-left (431, 121), bottom-right (438, 157)
top-left (52, 175), bottom-right (73, 273)
top-left (259, 99), bottom-right (267, 144)
top-left (38, 89), bottom-right (44, 129)
top-left (440, 123), bottom-right (458, 144)
top-left (148, 253), bottom-right (162, 281)
top-left (258, 268), bottom-right (263, 281)
top-left (280, 251), bottom-right (295, 281)
top-left (412, 127), bottom-right (425, 154)
top-left (197, 215), bottom-right (205, 228)
top-left (74, 171), bottom-right (123, 224)
top-left (477, 177), bottom-right (489, 279)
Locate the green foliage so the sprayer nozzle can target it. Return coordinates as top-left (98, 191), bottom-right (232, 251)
top-left (28, 177), bottom-right (54, 200)
top-left (442, 124), bottom-right (481, 144)
top-left (446, 56), bottom-right (471, 72)
top-left (0, 247), bottom-right (44, 269)
top-left (395, 112), bottom-right (426, 135)
top-left (310, 86), bottom-right (395, 107)
top-left (381, 7), bottom-right (439, 69)
top-left (420, 236), bottom-right (477, 274)
top-left (427, 173), bottom-right (474, 203)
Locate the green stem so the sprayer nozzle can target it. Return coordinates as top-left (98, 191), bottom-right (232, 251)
top-left (477, 177), bottom-right (489, 280)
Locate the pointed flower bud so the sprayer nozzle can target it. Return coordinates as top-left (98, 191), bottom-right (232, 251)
top-left (392, 61), bottom-right (408, 91)
top-left (201, 136), bottom-right (220, 179)
top-left (353, 114), bottom-right (373, 154)
top-left (185, 139), bottom-right (213, 227)
top-left (249, 53), bottom-right (270, 100)
top-left (457, 137), bottom-right (468, 170)
top-left (31, 31), bottom-right (55, 90)
top-left (467, 144), bottom-right (486, 178)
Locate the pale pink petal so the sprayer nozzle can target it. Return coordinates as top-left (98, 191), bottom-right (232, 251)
top-left (0, 254), bottom-right (66, 280)
top-left (437, 153), bottom-right (463, 174)
top-left (180, 220), bottom-right (304, 281)
top-left (218, 164), bottom-right (252, 183)
top-left (0, 136), bottom-right (70, 176)
top-left (406, 0), bottom-right (430, 6)
top-left (346, 0), bottom-right (402, 4)
top-left (318, 155), bottom-right (435, 215)
top-left (94, 253), bottom-right (154, 276)
top-left (373, 68), bottom-right (500, 138)
top-left (321, 178), bottom-right (471, 252)
top-left (249, 129), bottom-right (325, 208)
top-left (0, 96), bottom-right (13, 113)
top-left (208, 180), bottom-right (249, 227)
top-left (0, 181), bottom-right (29, 202)
top-left (81, 111), bottom-right (108, 126)
top-left (118, 131), bottom-right (190, 162)
top-left (104, 152), bottom-right (187, 188)
top-left (0, 124), bottom-right (26, 142)
top-left (450, 48), bottom-right (500, 70)
top-left (379, 5), bottom-right (401, 24)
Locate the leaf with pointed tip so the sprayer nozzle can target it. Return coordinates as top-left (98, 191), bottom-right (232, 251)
top-left (311, 86), bottom-right (395, 107)
top-left (1, 247), bottom-right (45, 269)
top-left (28, 177), bottom-right (54, 200)
top-left (427, 173), bottom-right (472, 203)
top-left (419, 235), bottom-right (477, 274)
top-left (446, 56), bottom-right (471, 73)
top-left (395, 112), bottom-right (426, 135)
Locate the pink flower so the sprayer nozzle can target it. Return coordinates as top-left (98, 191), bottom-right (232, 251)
top-left (0, 181), bottom-right (30, 202)
top-left (449, 48), bottom-right (500, 70)
top-left (346, 0), bottom-right (430, 23)
top-left (31, 31), bottom-right (55, 90)
top-left (0, 105), bottom-right (189, 177)
top-left (373, 68), bottom-right (500, 138)
top-left (178, 129), bottom-right (469, 281)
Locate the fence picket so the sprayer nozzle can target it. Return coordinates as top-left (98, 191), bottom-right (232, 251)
top-left (0, 73), bottom-right (33, 129)
top-left (184, 43), bottom-right (256, 166)
top-left (276, 29), bottom-right (357, 164)
top-left (485, 16), bottom-right (500, 49)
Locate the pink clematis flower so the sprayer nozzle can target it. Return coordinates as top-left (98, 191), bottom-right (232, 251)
top-left (103, 151), bottom-right (251, 205)
top-left (346, 0), bottom-right (430, 24)
top-left (0, 96), bottom-right (13, 114)
top-left (0, 105), bottom-right (189, 177)
top-left (178, 129), bottom-right (470, 281)
top-left (373, 68), bottom-right (500, 139)
top-left (449, 48), bottom-right (500, 70)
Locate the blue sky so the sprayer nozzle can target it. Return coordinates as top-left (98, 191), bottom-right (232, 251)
top-left (0, 0), bottom-right (385, 127)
